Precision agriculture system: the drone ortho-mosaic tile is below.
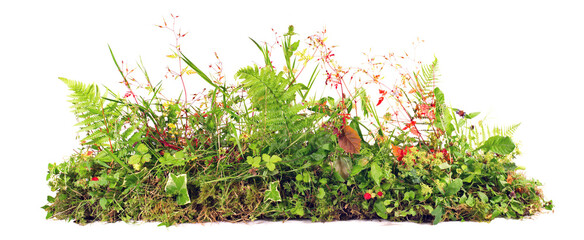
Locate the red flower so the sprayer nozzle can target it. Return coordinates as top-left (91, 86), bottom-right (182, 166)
top-left (377, 191), bottom-right (383, 197)
top-left (364, 193), bottom-right (372, 200)
top-left (91, 177), bottom-right (99, 181)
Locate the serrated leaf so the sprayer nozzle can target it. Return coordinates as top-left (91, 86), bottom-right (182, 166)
top-left (136, 143), bottom-right (148, 154)
top-left (338, 125), bottom-right (361, 154)
top-left (128, 155), bottom-right (142, 165)
top-left (264, 181), bottom-right (282, 202)
top-left (370, 162), bottom-right (383, 186)
top-left (141, 154), bottom-right (151, 162)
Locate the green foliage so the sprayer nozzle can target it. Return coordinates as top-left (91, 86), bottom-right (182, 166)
top-left (45, 24), bottom-right (551, 226)
top-left (165, 173), bottom-right (190, 205)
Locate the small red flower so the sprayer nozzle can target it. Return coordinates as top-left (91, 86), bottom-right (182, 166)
top-left (364, 193), bottom-right (372, 200)
top-left (377, 191), bottom-right (383, 197)
top-left (91, 177), bottom-right (99, 181)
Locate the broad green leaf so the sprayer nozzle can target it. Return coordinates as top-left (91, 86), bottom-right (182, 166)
top-left (264, 181), bottom-right (282, 202)
top-left (477, 192), bottom-right (489, 203)
top-left (466, 196), bottom-right (475, 207)
top-left (479, 136), bottom-right (515, 155)
top-left (99, 197), bottom-right (108, 209)
top-left (465, 112), bottom-right (480, 119)
top-left (510, 202), bottom-right (523, 214)
top-left (128, 155), bottom-right (142, 165)
top-left (431, 205), bottom-right (444, 225)
top-left (370, 162), bottom-right (383, 186)
top-left (295, 174), bottom-right (303, 182)
top-left (438, 162), bottom-right (451, 170)
top-left (444, 178), bottom-right (463, 196)
top-left (291, 41), bottom-right (300, 52)
top-left (434, 87), bottom-right (444, 106)
top-left (141, 153), bottom-right (151, 163)
top-left (404, 191), bottom-right (416, 201)
top-left (316, 187), bottom-right (326, 199)
top-left (374, 199), bottom-right (388, 219)
top-left (136, 143), bottom-right (148, 154)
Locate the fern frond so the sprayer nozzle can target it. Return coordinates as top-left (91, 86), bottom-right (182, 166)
top-left (412, 57), bottom-right (439, 100)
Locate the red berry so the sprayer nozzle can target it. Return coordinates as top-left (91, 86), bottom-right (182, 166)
top-left (364, 193), bottom-right (372, 200)
top-left (91, 177), bottom-right (99, 181)
top-left (377, 191), bottom-right (383, 197)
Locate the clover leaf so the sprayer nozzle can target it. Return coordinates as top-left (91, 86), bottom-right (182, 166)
top-left (263, 154), bottom-right (281, 171)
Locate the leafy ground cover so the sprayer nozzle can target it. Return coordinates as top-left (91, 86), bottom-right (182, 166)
top-left (43, 16), bottom-right (552, 226)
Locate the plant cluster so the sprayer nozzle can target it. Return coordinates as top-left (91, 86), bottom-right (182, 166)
top-left (44, 17), bottom-right (552, 226)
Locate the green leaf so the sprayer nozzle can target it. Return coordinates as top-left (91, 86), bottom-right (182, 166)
top-left (370, 162), bottom-right (383, 186)
top-left (316, 187), bottom-right (326, 199)
top-left (510, 202), bottom-right (524, 214)
top-left (444, 178), bottom-right (463, 196)
top-left (465, 112), bottom-right (480, 119)
top-left (431, 205), bottom-right (444, 225)
top-left (141, 153), bottom-right (151, 163)
top-left (247, 156), bottom-right (261, 168)
top-left (438, 162), bottom-right (451, 170)
top-left (264, 181), bottom-right (282, 202)
top-left (136, 143), bottom-right (148, 154)
top-left (99, 197), bottom-right (108, 209)
top-left (291, 41), bottom-right (300, 52)
top-left (164, 173), bottom-right (190, 205)
top-left (128, 154), bottom-right (142, 165)
top-left (434, 87), bottom-right (444, 106)
top-left (263, 154), bottom-right (281, 171)
top-left (404, 191), bottom-right (416, 201)
top-left (477, 192), bottom-right (489, 203)
top-left (480, 136), bottom-right (515, 155)
top-left (374, 199), bottom-right (388, 219)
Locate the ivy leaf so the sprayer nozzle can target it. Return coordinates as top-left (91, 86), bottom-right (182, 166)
top-left (264, 181), bottom-right (282, 202)
top-left (164, 173), bottom-right (190, 205)
top-left (338, 125), bottom-right (361, 154)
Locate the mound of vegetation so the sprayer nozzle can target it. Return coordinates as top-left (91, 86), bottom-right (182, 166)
top-left (43, 19), bottom-right (552, 226)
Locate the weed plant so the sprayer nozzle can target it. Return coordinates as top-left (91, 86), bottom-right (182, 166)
top-left (43, 16), bottom-right (552, 226)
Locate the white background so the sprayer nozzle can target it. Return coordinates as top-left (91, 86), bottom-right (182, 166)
top-left (1, 0), bottom-right (582, 239)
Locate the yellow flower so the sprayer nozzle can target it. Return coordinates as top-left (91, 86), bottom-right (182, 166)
top-left (168, 123), bottom-right (176, 129)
